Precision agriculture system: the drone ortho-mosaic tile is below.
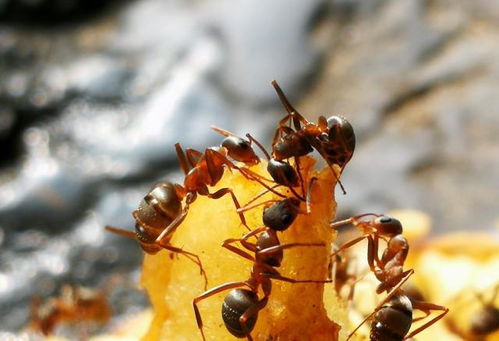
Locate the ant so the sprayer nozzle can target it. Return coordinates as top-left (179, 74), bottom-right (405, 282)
top-left (29, 284), bottom-right (111, 337)
top-left (447, 284), bottom-right (499, 340)
top-left (192, 193), bottom-right (330, 341)
top-left (106, 133), bottom-right (275, 289)
top-left (269, 80), bottom-right (356, 194)
top-left (211, 127), bottom-right (306, 204)
top-left (330, 214), bottom-right (448, 340)
top-left (469, 284), bottom-right (499, 338)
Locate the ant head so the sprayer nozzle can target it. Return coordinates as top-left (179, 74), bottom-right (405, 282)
top-left (373, 216), bottom-right (403, 236)
top-left (222, 136), bottom-right (259, 165)
top-left (263, 198), bottom-right (300, 231)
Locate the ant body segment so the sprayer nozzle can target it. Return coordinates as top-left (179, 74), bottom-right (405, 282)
top-left (330, 214), bottom-right (448, 340)
top-left (192, 195), bottom-right (330, 341)
top-left (270, 80), bottom-right (356, 194)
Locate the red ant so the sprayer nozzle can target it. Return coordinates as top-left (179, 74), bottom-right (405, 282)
top-left (106, 133), bottom-right (273, 289)
top-left (330, 214), bottom-right (448, 340)
top-left (269, 80), bottom-right (356, 194)
top-left (29, 284), bottom-right (111, 337)
top-left (192, 193), bottom-right (330, 341)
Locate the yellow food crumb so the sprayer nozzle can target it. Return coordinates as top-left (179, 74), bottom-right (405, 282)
top-left (141, 157), bottom-right (341, 341)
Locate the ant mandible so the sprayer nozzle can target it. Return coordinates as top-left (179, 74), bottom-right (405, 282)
top-left (192, 197), bottom-right (330, 341)
top-left (270, 80), bottom-right (356, 194)
top-left (330, 214), bottom-right (448, 340)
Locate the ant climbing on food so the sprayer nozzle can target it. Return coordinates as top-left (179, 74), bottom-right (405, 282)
top-left (106, 134), bottom-right (275, 289)
top-left (28, 283), bottom-right (112, 337)
top-left (192, 196), bottom-right (330, 341)
top-left (269, 80), bottom-right (356, 194)
top-left (330, 214), bottom-right (448, 340)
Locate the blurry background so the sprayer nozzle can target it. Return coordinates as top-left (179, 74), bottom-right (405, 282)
top-left (0, 0), bottom-right (498, 336)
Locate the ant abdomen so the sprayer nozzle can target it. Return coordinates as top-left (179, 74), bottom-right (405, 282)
top-left (273, 134), bottom-right (312, 161)
top-left (267, 159), bottom-right (299, 187)
top-left (222, 136), bottom-right (260, 165)
top-left (262, 198), bottom-right (300, 231)
top-left (470, 305), bottom-right (499, 335)
top-left (134, 182), bottom-right (182, 251)
top-left (222, 289), bottom-right (259, 338)
top-left (370, 295), bottom-right (412, 341)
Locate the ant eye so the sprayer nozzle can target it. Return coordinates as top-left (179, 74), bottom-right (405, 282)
top-left (238, 141), bottom-right (250, 149)
top-left (380, 216), bottom-right (392, 224)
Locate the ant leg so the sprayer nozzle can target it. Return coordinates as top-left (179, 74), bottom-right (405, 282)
top-left (222, 226), bottom-right (267, 251)
top-left (185, 148), bottom-right (203, 168)
top-left (294, 156), bottom-right (306, 199)
top-left (207, 187), bottom-right (250, 230)
top-left (403, 301), bottom-right (449, 340)
top-left (262, 268), bottom-right (332, 284)
top-left (105, 226), bottom-right (136, 239)
top-left (257, 242), bottom-right (326, 259)
top-left (239, 296), bottom-right (269, 341)
top-left (152, 204), bottom-right (190, 243)
top-left (246, 133), bottom-right (271, 161)
top-left (304, 176), bottom-right (317, 214)
top-left (367, 235), bottom-right (383, 272)
top-left (157, 242), bottom-right (208, 290)
top-left (330, 235), bottom-right (369, 259)
top-left (175, 142), bottom-right (191, 175)
top-left (346, 269), bottom-right (414, 340)
top-left (330, 213), bottom-right (382, 228)
top-left (238, 198), bottom-right (281, 214)
top-left (193, 281), bottom-right (251, 341)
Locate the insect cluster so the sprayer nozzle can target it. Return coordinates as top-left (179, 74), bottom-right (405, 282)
top-left (28, 80), bottom-right (476, 340)
top-left (104, 80), bottom-right (455, 341)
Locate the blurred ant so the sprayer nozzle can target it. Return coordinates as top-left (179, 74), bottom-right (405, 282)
top-left (269, 80), bottom-right (356, 194)
top-left (447, 284), bottom-right (499, 340)
top-left (330, 214), bottom-right (448, 340)
top-left (29, 284), bottom-right (112, 337)
top-left (192, 196), bottom-right (330, 341)
top-left (469, 284), bottom-right (499, 338)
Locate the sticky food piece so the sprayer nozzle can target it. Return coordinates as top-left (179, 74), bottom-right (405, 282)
top-left (140, 157), bottom-right (341, 340)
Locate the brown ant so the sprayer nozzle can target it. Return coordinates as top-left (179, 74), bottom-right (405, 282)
top-left (106, 135), bottom-right (274, 289)
top-left (469, 284), bottom-right (499, 338)
top-left (192, 193), bottom-right (330, 341)
top-left (29, 284), bottom-right (111, 337)
top-left (447, 284), bottom-right (499, 340)
top-left (269, 80), bottom-right (356, 194)
top-left (330, 214), bottom-right (448, 340)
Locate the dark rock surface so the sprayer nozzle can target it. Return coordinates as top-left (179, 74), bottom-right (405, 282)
top-left (0, 0), bottom-right (497, 336)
